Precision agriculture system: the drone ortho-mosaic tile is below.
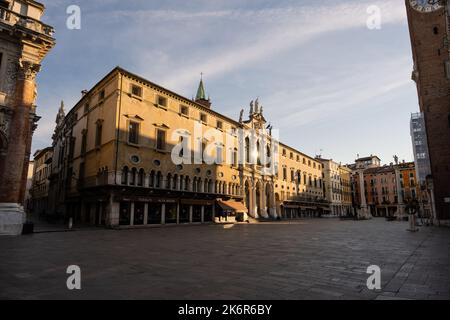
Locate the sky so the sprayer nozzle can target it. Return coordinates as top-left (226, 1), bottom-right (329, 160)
top-left (32, 0), bottom-right (419, 165)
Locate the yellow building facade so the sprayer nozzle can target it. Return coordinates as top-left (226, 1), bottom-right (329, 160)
top-left (48, 67), bottom-right (327, 227)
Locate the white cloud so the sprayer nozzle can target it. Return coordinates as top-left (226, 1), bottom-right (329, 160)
top-left (150, 0), bottom-right (407, 91)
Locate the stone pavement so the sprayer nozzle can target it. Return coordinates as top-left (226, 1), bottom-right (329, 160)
top-left (0, 218), bottom-right (449, 300)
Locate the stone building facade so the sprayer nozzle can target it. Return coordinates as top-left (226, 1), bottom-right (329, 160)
top-left (30, 146), bottom-right (52, 217)
top-left (406, 0), bottom-right (450, 222)
top-left (349, 155), bottom-right (429, 219)
top-left (0, 0), bottom-right (54, 235)
top-left (318, 158), bottom-right (345, 216)
top-left (339, 165), bottom-right (353, 216)
top-left (46, 67), bottom-right (328, 228)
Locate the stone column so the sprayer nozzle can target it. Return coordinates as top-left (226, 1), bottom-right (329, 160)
top-left (394, 166), bottom-right (405, 220)
top-left (358, 170), bottom-right (369, 219)
top-left (161, 203), bottom-right (166, 224)
top-left (251, 181), bottom-right (257, 218)
top-left (0, 61), bottom-right (41, 235)
top-left (130, 202), bottom-right (135, 226)
top-left (144, 203), bottom-right (148, 225)
top-left (107, 192), bottom-right (120, 227)
top-left (201, 205), bottom-right (205, 223)
top-left (189, 205), bottom-right (193, 223)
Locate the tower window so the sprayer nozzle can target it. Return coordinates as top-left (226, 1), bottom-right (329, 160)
top-left (433, 27), bottom-right (439, 35)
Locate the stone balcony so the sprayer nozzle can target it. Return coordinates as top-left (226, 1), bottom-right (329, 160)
top-left (0, 7), bottom-right (54, 37)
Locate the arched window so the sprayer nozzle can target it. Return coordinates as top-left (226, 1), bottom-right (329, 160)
top-left (193, 177), bottom-right (197, 192)
top-left (266, 145), bottom-right (271, 167)
top-left (204, 179), bottom-right (209, 193)
top-left (245, 137), bottom-right (250, 163)
top-left (297, 170), bottom-right (301, 184)
top-left (156, 171), bottom-right (162, 188)
top-left (121, 166), bottom-right (129, 185)
top-left (185, 176), bottom-right (189, 191)
top-left (149, 170), bottom-right (155, 187)
top-left (130, 168), bottom-right (137, 186)
top-left (173, 174), bottom-right (178, 190)
top-left (256, 141), bottom-right (261, 165)
top-left (166, 173), bottom-right (172, 189)
top-left (137, 169), bottom-right (145, 186)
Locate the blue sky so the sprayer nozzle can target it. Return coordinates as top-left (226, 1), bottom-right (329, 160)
top-left (33, 0), bottom-right (418, 165)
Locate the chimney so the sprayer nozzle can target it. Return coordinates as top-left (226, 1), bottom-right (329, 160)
top-left (81, 90), bottom-right (88, 97)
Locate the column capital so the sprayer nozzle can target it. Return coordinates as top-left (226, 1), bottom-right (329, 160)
top-left (17, 59), bottom-right (41, 81)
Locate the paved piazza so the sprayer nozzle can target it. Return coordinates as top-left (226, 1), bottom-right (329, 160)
top-left (0, 218), bottom-right (449, 300)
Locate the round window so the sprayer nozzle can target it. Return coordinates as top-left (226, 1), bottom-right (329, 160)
top-left (130, 155), bottom-right (140, 164)
top-left (153, 159), bottom-right (161, 166)
top-left (176, 165), bottom-right (183, 171)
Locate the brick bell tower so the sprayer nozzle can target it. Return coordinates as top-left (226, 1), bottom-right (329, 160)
top-left (405, 0), bottom-right (450, 223)
top-left (0, 0), bottom-right (55, 235)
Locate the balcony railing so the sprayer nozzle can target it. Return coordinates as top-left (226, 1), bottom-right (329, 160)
top-left (0, 7), bottom-right (54, 37)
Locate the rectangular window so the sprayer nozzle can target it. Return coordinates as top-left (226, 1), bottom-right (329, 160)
top-left (81, 132), bottom-right (87, 155)
top-left (216, 146), bottom-right (223, 164)
top-left (95, 123), bottom-right (103, 147)
top-left (200, 113), bottom-right (207, 123)
top-left (156, 129), bottom-right (166, 150)
top-left (180, 105), bottom-right (189, 116)
top-left (128, 121), bottom-right (139, 144)
top-left (157, 95), bottom-right (167, 108)
top-left (216, 120), bottom-right (223, 130)
top-left (84, 103), bottom-right (89, 114)
top-left (283, 167), bottom-right (287, 180)
top-left (78, 162), bottom-right (85, 187)
top-left (99, 89), bottom-right (105, 101)
top-left (131, 84), bottom-right (142, 97)
top-left (68, 137), bottom-right (76, 160)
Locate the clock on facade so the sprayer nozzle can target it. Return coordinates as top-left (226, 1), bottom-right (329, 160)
top-left (409, 0), bottom-right (443, 12)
